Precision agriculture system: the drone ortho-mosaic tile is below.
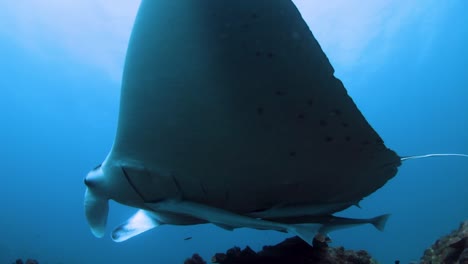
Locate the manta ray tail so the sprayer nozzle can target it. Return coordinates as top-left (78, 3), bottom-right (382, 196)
top-left (84, 188), bottom-right (109, 238)
top-left (370, 213), bottom-right (390, 231)
top-left (400, 153), bottom-right (468, 161)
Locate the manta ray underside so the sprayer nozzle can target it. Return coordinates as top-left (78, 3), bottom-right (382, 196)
top-left (83, 0), bottom-right (460, 245)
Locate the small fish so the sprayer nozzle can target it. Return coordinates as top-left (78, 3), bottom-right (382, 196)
top-left (184, 236), bottom-right (192, 241)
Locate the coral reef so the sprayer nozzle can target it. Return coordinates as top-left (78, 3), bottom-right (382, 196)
top-left (185, 236), bottom-right (377, 264)
top-left (420, 220), bottom-right (468, 264)
top-left (184, 253), bottom-right (207, 264)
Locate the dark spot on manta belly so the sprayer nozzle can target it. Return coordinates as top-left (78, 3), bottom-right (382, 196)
top-left (241, 23), bottom-right (250, 30)
top-left (275, 90), bottom-right (285, 96)
top-left (361, 140), bottom-right (370, 146)
top-left (256, 107), bottom-right (264, 115)
top-left (329, 109), bottom-right (342, 116)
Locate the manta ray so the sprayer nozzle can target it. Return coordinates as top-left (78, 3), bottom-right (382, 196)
top-left (84, 0), bottom-right (467, 244)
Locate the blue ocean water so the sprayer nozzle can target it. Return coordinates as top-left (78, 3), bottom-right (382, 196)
top-left (0, 1), bottom-right (466, 264)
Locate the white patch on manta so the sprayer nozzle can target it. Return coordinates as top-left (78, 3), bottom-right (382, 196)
top-left (112, 210), bottom-right (161, 242)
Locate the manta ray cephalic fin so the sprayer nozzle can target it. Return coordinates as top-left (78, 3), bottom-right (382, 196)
top-left (111, 209), bottom-right (161, 242)
top-left (84, 188), bottom-right (109, 238)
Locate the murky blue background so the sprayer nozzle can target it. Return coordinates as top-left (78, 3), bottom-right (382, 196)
top-left (0, 1), bottom-right (467, 263)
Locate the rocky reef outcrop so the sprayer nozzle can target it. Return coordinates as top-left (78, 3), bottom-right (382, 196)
top-left (13, 259), bottom-right (39, 264)
top-left (185, 236), bottom-right (377, 264)
top-left (420, 220), bottom-right (468, 264)
top-left (185, 220), bottom-right (468, 264)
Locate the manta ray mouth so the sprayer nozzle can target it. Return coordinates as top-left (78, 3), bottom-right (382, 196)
top-left (83, 177), bottom-right (96, 188)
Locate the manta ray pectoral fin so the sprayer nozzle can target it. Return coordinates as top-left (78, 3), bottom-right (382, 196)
top-left (111, 209), bottom-right (161, 242)
top-left (84, 188), bottom-right (109, 238)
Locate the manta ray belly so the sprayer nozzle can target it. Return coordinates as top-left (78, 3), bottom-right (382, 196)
top-left (108, 0), bottom-right (401, 213)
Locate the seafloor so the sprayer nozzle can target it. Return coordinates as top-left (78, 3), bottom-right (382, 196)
top-left (185, 220), bottom-right (468, 264)
top-left (12, 220), bottom-right (468, 264)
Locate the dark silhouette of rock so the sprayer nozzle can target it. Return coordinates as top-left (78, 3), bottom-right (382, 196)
top-left (420, 220), bottom-right (468, 264)
top-left (184, 253), bottom-right (206, 264)
top-left (459, 248), bottom-right (468, 264)
top-left (12, 259), bottom-right (38, 264)
top-left (185, 236), bottom-right (377, 264)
